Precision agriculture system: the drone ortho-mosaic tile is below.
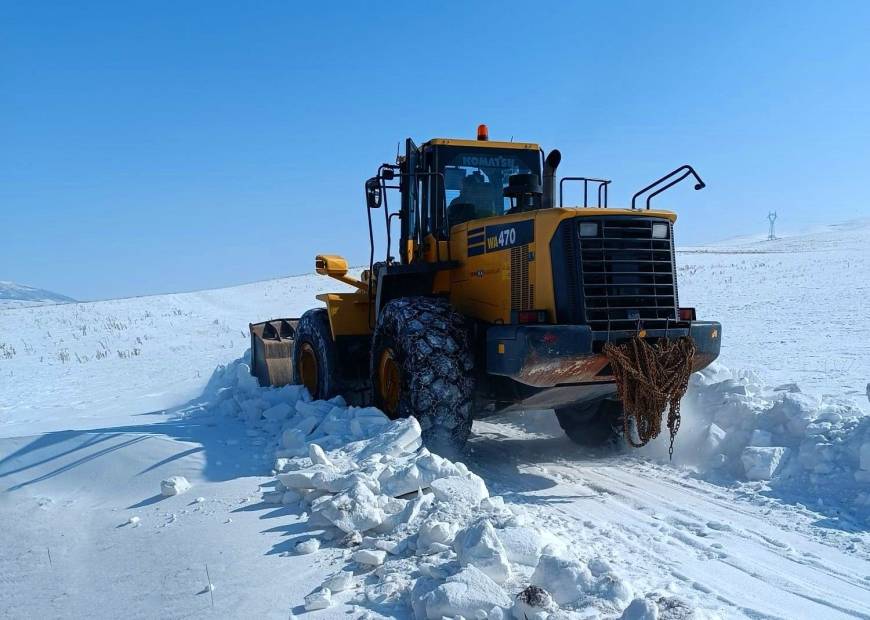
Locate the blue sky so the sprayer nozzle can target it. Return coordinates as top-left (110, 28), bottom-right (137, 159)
top-left (3, 2), bottom-right (869, 300)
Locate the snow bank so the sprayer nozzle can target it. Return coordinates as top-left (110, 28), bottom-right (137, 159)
top-left (205, 355), bottom-right (661, 618)
top-left (648, 362), bottom-right (870, 521)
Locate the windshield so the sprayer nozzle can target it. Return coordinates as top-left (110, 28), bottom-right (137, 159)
top-left (439, 147), bottom-right (542, 226)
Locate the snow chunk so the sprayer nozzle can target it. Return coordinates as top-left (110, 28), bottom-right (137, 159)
top-left (322, 570), bottom-right (353, 593)
top-left (741, 446), bottom-right (789, 480)
top-left (530, 554), bottom-right (593, 605)
top-left (311, 482), bottom-right (386, 533)
top-left (498, 526), bottom-right (566, 566)
top-left (381, 491), bottom-right (433, 532)
top-left (358, 417), bottom-right (423, 459)
top-left (418, 519), bottom-right (460, 551)
top-left (704, 424), bottom-right (727, 454)
top-left (594, 571), bottom-right (634, 607)
top-left (454, 520), bottom-right (511, 584)
top-left (235, 363), bottom-right (260, 393)
top-left (282, 490), bottom-right (302, 505)
top-left (350, 407), bottom-right (391, 438)
top-left (308, 443), bottom-right (332, 467)
top-left (160, 475), bottom-right (192, 497)
top-left (352, 548), bottom-right (387, 566)
top-left (430, 474), bottom-right (489, 506)
top-left (295, 538), bottom-right (320, 554)
top-left (771, 392), bottom-right (820, 435)
top-left (304, 588), bottom-right (332, 611)
top-left (421, 565), bottom-right (512, 620)
top-left (749, 429), bottom-right (773, 447)
top-left (378, 450), bottom-right (463, 497)
top-left (281, 427), bottom-right (307, 451)
top-left (620, 597), bottom-right (659, 620)
top-left (262, 402), bottom-right (291, 422)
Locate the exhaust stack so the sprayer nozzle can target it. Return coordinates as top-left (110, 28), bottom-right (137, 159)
top-left (542, 149), bottom-right (562, 209)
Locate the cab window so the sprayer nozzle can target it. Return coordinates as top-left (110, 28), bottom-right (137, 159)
top-left (439, 147), bottom-right (541, 229)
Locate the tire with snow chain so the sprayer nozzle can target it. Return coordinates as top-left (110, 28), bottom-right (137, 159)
top-left (370, 297), bottom-right (475, 457)
top-left (292, 308), bottom-right (339, 401)
top-left (555, 397), bottom-right (624, 447)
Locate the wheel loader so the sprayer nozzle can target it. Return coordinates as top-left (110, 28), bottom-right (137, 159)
top-left (250, 125), bottom-right (721, 455)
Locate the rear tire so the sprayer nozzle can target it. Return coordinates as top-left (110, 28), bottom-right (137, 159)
top-left (555, 397), bottom-right (623, 447)
top-left (371, 297), bottom-right (475, 457)
top-left (293, 308), bottom-right (339, 400)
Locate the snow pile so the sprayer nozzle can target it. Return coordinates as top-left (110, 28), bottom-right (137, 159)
top-left (206, 355), bottom-right (659, 618)
top-left (667, 362), bottom-right (870, 520)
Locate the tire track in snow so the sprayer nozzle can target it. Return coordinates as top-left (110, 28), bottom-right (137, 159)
top-left (467, 419), bottom-right (870, 620)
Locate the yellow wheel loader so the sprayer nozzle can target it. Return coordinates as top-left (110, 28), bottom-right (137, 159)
top-left (250, 125), bottom-right (721, 455)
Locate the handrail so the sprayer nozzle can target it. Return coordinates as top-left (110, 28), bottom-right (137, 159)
top-left (559, 177), bottom-right (611, 208)
top-left (631, 165), bottom-right (705, 210)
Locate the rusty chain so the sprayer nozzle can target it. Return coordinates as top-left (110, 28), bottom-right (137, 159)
top-left (603, 336), bottom-right (696, 459)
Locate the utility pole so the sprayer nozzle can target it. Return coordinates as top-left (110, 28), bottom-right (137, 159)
top-left (767, 211), bottom-right (777, 240)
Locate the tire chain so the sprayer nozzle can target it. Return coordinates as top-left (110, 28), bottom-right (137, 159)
top-left (373, 297), bottom-right (475, 451)
top-left (603, 336), bottom-right (696, 458)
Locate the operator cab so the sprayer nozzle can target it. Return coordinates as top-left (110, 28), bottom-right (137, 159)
top-left (438, 144), bottom-right (543, 226)
top-left (402, 130), bottom-right (545, 258)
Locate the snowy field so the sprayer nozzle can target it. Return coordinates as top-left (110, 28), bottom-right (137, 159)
top-left (0, 220), bottom-right (868, 619)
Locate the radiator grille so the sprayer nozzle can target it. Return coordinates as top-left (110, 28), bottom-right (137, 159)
top-left (510, 245), bottom-right (531, 311)
top-left (577, 217), bottom-right (677, 331)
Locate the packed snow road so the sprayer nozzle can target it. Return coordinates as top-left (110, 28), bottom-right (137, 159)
top-left (470, 412), bottom-right (870, 619)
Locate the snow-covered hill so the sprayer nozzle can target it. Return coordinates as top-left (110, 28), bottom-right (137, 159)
top-left (0, 281), bottom-right (76, 309)
top-left (678, 218), bottom-right (870, 404)
top-left (0, 221), bottom-right (868, 619)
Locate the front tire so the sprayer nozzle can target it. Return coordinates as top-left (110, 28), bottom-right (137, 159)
top-left (555, 397), bottom-right (624, 447)
top-left (371, 297), bottom-right (475, 456)
top-left (293, 308), bottom-right (339, 400)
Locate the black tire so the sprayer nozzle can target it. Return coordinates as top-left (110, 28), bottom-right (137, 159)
top-left (293, 308), bottom-right (339, 401)
top-left (555, 397), bottom-right (624, 447)
top-left (371, 297), bottom-right (475, 456)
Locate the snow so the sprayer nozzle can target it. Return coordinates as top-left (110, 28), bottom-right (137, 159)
top-left (295, 538), bottom-right (320, 554)
top-left (741, 446), bottom-right (789, 480)
top-left (529, 555), bottom-right (594, 606)
top-left (352, 548), bottom-right (388, 566)
top-left (418, 565), bottom-right (512, 620)
top-left (160, 475), bottom-right (192, 496)
top-left (430, 474), bottom-right (489, 506)
top-left (678, 219), bottom-right (870, 405)
top-left (304, 587), bottom-right (332, 611)
top-left (0, 281), bottom-right (76, 309)
top-left (322, 570), bottom-right (353, 593)
top-left (454, 520), bottom-right (511, 584)
top-left (620, 598), bottom-right (659, 620)
top-left (2, 221), bottom-right (869, 618)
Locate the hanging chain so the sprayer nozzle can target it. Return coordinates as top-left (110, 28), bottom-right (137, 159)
top-left (604, 335), bottom-right (696, 459)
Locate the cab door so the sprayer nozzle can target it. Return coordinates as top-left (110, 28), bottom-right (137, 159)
top-left (400, 138), bottom-right (419, 264)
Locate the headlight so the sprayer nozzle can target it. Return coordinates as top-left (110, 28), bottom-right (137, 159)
top-left (579, 222), bottom-right (598, 237)
top-left (651, 223), bottom-right (669, 239)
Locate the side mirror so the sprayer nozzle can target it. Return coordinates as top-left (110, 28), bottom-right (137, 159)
top-left (365, 177), bottom-right (382, 209)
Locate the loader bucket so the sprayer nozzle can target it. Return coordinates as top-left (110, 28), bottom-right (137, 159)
top-left (249, 318), bottom-right (299, 387)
